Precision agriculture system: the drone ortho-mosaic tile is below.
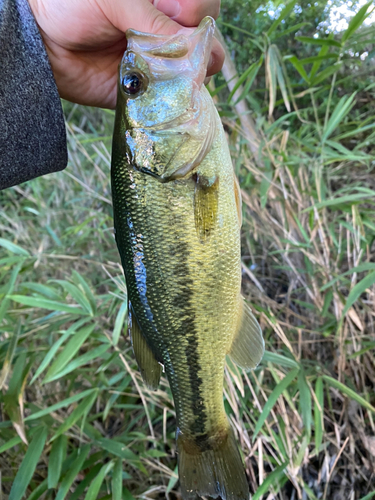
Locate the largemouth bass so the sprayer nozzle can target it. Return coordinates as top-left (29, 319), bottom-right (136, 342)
top-left (111, 17), bottom-right (264, 500)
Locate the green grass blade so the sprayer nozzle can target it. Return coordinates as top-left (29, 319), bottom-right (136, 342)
top-left (42, 323), bottom-right (95, 383)
top-left (0, 238), bottom-right (30, 256)
top-left (217, 21), bottom-right (263, 50)
top-left (300, 53), bottom-right (339, 64)
top-left (0, 261), bottom-right (23, 325)
top-left (72, 270), bottom-right (97, 316)
top-left (333, 122), bottom-right (375, 140)
top-left (46, 344), bottom-right (109, 382)
top-left (262, 351), bottom-right (299, 369)
top-left (123, 488), bottom-right (137, 500)
top-left (8, 426), bottom-right (48, 500)
top-left (303, 192), bottom-right (375, 212)
top-left (22, 282), bottom-right (62, 301)
top-left (359, 491), bottom-right (375, 500)
top-left (227, 61), bottom-right (260, 103)
top-left (94, 438), bottom-right (139, 461)
top-left (252, 462), bottom-right (288, 500)
top-left (323, 375), bottom-right (375, 413)
top-left (25, 388), bottom-right (97, 422)
top-left (311, 62), bottom-right (343, 86)
top-left (295, 36), bottom-right (341, 47)
top-left (8, 295), bottom-right (88, 315)
top-left (0, 320), bottom-right (20, 389)
top-left (322, 92), bottom-right (357, 142)
top-left (84, 461), bottom-right (114, 500)
top-left (55, 445), bottom-right (91, 500)
top-left (342, 271), bottom-right (375, 317)
top-left (166, 466), bottom-right (179, 495)
top-left (342, 2), bottom-right (373, 43)
top-left (276, 50), bottom-right (291, 111)
top-left (309, 41), bottom-right (330, 79)
top-left (320, 262), bottom-right (375, 292)
top-left (266, 45), bottom-right (278, 116)
top-left (113, 300), bottom-right (128, 346)
top-left (285, 55), bottom-right (309, 83)
top-left (30, 333), bottom-right (69, 384)
top-left (253, 368), bottom-right (299, 440)
top-left (314, 377), bottom-right (324, 452)
top-left (28, 479), bottom-right (48, 500)
top-left (298, 371), bottom-right (312, 437)
top-left (51, 390), bottom-right (98, 441)
top-left (112, 458), bottom-right (123, 500)
top-left (0, 435), bottom-right (23, 454)
top-left (234, 58), bottom-right (263, 104)
top-left (48, 435), bottom-right (67, 489)
top-left (53, 280), bottom-right (94, 315)
top-left (69, 464), bottom-right (103, 500)
top-left (267, 0), bottom-right (297, 37)
top-left (273, 22), bottom-right (310, 39)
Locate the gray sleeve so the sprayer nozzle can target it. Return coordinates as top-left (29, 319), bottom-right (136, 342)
top-left (0, 0), bottom-right (67, 190)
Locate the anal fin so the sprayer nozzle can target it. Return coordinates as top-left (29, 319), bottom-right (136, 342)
top-left (129, 302), bottom-right (162, 390)
top-left (228, 297), bottom-right (264, 370)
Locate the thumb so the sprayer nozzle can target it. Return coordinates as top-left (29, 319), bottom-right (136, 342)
top-left (103, 0), bottom-right (184, 36)
top-left (101, 0), bottom-right (224, 76)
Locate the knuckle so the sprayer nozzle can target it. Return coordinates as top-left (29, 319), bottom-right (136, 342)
top-left (149, 10), bottom-right (175, 34)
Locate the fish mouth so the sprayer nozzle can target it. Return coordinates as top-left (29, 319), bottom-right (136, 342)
top-left (126, 16), bottom-right (215, 89)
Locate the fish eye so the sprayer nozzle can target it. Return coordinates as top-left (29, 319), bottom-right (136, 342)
top-left (121, 71), bottom-right (145, 96)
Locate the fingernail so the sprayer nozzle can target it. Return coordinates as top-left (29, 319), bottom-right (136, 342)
top-left (153, 0), bottom-right (181, 19)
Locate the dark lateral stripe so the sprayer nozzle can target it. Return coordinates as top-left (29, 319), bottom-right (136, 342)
top-left (173, 238), bottom-right (207, 436)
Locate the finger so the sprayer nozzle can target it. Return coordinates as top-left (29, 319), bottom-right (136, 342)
top-left (103, 0), bottom-right (224, 74)
top-left (153, 0), bottom-right (221, 26)
top-left (103, 0), bottom-right (182, 36)
top-left (207, 37), bottom-right (225, 76)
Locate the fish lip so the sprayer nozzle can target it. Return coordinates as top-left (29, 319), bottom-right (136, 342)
top-left (125, 16), bottom-right (215, 49)
top-left (125, 16), bottom-right (215, 89)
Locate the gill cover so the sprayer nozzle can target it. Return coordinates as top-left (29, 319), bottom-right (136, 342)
top-left (117, 17), bottom-right (216, 182)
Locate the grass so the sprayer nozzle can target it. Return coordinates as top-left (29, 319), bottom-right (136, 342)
top-left (1, 5), bottom-right (375, 500)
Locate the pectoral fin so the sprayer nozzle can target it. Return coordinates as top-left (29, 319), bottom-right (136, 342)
top-left (129, 303), bottom-right (162, 390)
top-left (194, 174), bottom-right (219, 242)
top-left (228, 297), bottom-right (264, 370)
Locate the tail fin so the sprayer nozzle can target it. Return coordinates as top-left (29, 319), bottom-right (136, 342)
top-left (177, 427), bottom-right (250, 500)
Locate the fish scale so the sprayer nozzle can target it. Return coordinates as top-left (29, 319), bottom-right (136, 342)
top-left (111, 16), bottom-right (264, 500)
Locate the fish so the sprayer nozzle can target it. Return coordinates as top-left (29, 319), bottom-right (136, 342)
top-left (111, 16), bottom-right (264, 500)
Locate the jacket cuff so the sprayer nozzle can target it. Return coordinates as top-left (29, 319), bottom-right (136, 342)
top-left (0, 0), bottom-right (68, 190)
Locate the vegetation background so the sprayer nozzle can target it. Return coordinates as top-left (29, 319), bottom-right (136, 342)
top-left (1, 0), bottom-right (375, 498)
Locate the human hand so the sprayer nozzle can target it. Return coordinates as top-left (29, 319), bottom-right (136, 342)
top-left (28, 0), bottom-right (223, 109)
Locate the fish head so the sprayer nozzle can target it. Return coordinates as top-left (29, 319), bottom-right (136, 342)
top-left (114, 17), bottom-right (217, 182)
